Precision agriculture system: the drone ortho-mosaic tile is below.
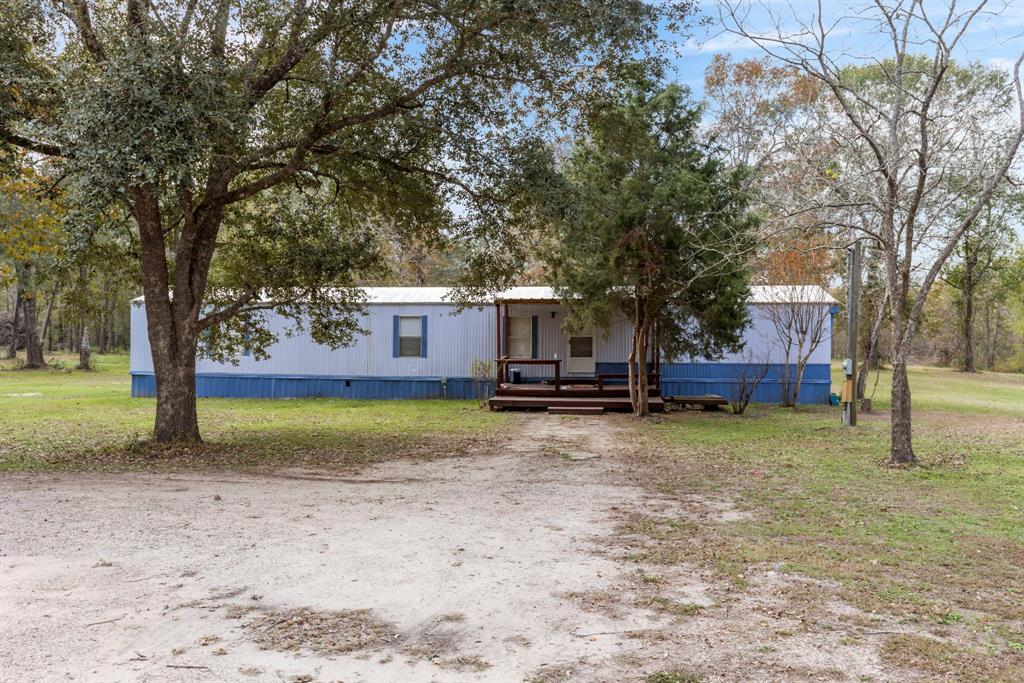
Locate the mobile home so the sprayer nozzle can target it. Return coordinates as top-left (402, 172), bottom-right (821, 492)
top-left (130, 286), bottom-right (837, 406)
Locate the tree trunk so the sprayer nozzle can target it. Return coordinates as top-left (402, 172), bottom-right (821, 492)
top-left (627, 301), bottom-right (639, 414)
top-left (98, 309), bottom-right (107, 353)
top-left (153, 352), bottom-right (201, 442)
top-left (78, 328), bottom-right (91, 370)
top-left (99, 280), bottom-right (113, 353)
top-left (792, 358), bottom-right (806, 405)
top-left (780, 344), bottom-right (794, 407)
top-left (857, 293), bottom-right (887, 399)
top-left (23, 292), bottom-right (44, 368)
top-left (7, 284), bottom-right (19, 359)
top-left (985, 304), bottom-right (1000, 369)
top-left (889, 360), bottom-right (916, 465)
top-left (110, 297), bottom-right (117, 349)
top-left (144, 289), bottom-right (203, 442)
top-left (634, 318), bottom-right (650, 417)
top-left (41, 286), bottom-right (58, 353)
top-left (130, 183), bottom-right (212, 444)
top-left (961, 251), bottom-right (976, 372)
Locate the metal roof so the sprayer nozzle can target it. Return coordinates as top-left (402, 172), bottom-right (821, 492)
top-left (363, 285), bottom-right (837, 305)
top-left (748, 285), bottom-right (839, 305)
top-left (134, 285), bottom-right (837, 305)
top-left (361, 286), bottom-right (556, 304)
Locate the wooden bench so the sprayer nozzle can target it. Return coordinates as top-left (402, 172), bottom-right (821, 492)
top-left (665, 395), bottom-right (728, 410)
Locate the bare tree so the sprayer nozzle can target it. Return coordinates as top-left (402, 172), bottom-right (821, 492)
top-left (703, 54), bottom-right (822, 186)
top-left (753, 232), bottom-right (835, 407)
top-left (720, 0), bottom-right (1024, 464)
top-left (728, 349), bottom-right (770, 414)
top-left (762, 285), bottom-right (833, 406)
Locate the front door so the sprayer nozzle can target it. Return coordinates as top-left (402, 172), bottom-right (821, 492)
top-left (566, 332), bottom-right (595, 374)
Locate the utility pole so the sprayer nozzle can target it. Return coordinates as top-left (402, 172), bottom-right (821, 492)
top-left (842, 241), bottom-right (861, 426)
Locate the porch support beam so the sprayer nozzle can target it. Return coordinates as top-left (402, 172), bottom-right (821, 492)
top-left (653, 321), bottom-right (661, 388)
top-left (503, 303), bottom-right (510, 372)
top-left (495, 302), bottom-right (502, 384)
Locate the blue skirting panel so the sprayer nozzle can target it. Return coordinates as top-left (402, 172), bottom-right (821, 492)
top-left (131, 363), bottom-right (830, 404)
top-left (596, 362), bottom-right (832, 405)
top-left (131, 372), bottom-right (493, 400)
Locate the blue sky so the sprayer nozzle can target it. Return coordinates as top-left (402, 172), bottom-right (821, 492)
top-left (663, 0), bottom-right (1024, 99)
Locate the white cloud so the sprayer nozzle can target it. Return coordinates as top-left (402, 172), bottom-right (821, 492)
top-left (679, 32), bottom-right (761, 54)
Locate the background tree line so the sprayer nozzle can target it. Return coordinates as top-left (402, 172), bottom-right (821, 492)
top-left (1, 153), bottom-right (139, 368)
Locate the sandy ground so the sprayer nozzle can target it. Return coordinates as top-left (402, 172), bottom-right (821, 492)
top-left (1, 416), bottom-right (908, 682)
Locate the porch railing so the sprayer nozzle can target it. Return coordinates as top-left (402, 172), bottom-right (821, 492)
top-left (495, 358), bottom-right (661, 394)
top-left (495, 357), bottom-right (561, 389)
top-left (596, 372), bottom-right (660, 390)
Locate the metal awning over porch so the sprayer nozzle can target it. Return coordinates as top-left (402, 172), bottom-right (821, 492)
top-left (492, 286), bottom-right (560, 305)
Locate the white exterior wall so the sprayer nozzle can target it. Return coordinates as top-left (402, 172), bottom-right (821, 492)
top-left (132, 302), bottom-right (495, 378)
top-left (717, 305), bottom-right (833, 366)
top-left (129, 302), bottom-right (149, 372)
top-left (130, 299), bottom-right (833, 378)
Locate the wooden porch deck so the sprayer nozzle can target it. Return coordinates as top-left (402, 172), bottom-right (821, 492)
top-left (494, 382), bottom-right (659, 398)
top-left (488, 297), bottom-right (663, 412)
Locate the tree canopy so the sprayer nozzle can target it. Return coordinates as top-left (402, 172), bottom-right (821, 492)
top-left (534, 78), bottom-right (757, 414)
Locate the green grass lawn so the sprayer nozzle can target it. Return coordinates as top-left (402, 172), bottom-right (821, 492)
top-left (833, 363), bottom-right (1024, 417)
top-left (641, 364), bottom-right (1023, 676)
top-left (0, 353), bottom-right (508, 470)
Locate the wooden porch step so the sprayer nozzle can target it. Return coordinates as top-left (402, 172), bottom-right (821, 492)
top-left (488, 395), bottom-right (663, 413)
top-left (495, 385), bottom-right (659, 398)
top-left (547, 406), bottom-right (605, 415)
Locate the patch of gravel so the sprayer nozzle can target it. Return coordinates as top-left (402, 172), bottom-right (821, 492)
top-left (440, 654), bottom-right (492, 672)
top-left (245, 608), bottom-right (399, 655)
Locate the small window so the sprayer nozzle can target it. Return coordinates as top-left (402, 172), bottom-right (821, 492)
top-left (508, 317), bottom-right (532, 358)
top-left (569, 336), bottom-right (593, 358)
top-left (398, 316), bottom-right (422, 357)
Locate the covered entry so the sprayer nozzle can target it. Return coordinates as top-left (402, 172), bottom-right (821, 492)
top-left (490, 290), bottom-right (661, 412)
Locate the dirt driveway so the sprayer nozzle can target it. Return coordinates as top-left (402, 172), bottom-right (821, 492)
top-left (1, 416), bottom-right (899, 682)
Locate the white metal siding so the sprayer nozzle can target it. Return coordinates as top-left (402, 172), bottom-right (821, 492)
top-left (129, 301), bottom-right (151, 373)
top-left (129, 300), bottom-right (833, 377)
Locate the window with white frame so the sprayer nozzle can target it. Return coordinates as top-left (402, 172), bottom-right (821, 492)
top-left (508, 316), bottom-right (532, 358)
top-left (398, 316), bottom-right (422, 357)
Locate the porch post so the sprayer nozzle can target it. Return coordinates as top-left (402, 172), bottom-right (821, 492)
top-left (495, 302), bottom-right (502, 384)
top-left (503, 303), bottom-right (510, 357)
top-left (653, 321), bottom-right (661, 388)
